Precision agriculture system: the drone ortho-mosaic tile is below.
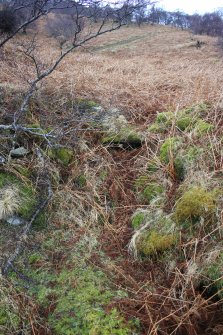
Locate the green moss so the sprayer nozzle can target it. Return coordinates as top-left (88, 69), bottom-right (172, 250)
top-left (182, 102), bottom-right (209, 116)
top-left (137, 230), bottom-right (176, 256)
top-left (174, 187), bottom-right (217, 226)
top-left (48, 147), bottom-right (73, 166)
top-left (134, 175), bottom-right (149, 189)
top-left (27, 263), bottom-right (135, 335)
top-left (156, 112), bottom-right (174, 125)
top-left (102, 127), bottom-right (143, 147)
top-left (131, 211), bottom-right (147, 229)
top-left (195, 119), bottom-right (214, 134)
top-left (76, 98), bottom-right (99, 110)
top-left (176, 116), bottom-right (193, 131)
top-left (160, 137), bottom-right (182, 164)
top-left (148, 123), bottom-right (165, 133)
top-left (173, 156), bottom-right (185, 181)
top-left (0, 306), bottom-right (20, 331)
top-left (13, 165), bottom-right (31, 178)
top-left (75, 174), bottom-right (87, 188)
top-left (147, 160), bottom-right (159, 173)
top-left (142, 183), bottom-right (164, 203)
top-left (202, 252), bottom-right (223, 299)
top-left (186, 146), bottom-right (203, 161)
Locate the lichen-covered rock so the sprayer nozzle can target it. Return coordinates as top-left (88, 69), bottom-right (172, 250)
top-left (10, 147), bottom-right (29, 158)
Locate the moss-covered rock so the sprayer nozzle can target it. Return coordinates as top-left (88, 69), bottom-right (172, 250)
top-left (48, 147), bottom-right (73, 166)
top-left (102, 126), bottom-right (143, 147)
top-left (174, 187), bottom-right (217, 226)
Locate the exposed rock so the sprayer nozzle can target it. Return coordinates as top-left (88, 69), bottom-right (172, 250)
top-left (10, 147), bottom-right (29, 158)
top-left (6, 216), bottom-right (24, 226)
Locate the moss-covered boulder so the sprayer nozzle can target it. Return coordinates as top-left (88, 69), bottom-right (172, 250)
top-left (48, 147), bottom-right (73, 166)
top-left (102, 126), bottom-right (143, 147)
top-left (174, 186), bottom-right (218, 227)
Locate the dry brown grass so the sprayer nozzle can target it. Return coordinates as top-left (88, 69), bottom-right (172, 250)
top-left (1, 24), bottom-right (223, 122)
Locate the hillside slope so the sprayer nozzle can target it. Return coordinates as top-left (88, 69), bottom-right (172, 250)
top-left (0, 24), bottom-right (223, 335)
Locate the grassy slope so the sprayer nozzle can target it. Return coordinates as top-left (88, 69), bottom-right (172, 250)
top-left (0, 24), bottom-right (223, 335)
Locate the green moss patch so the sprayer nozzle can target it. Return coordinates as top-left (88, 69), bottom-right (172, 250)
top-left (174, 187), bottom-right (218, 227)
top-left (194, 119), bottom-right (214, 135)
top-left (48, 147), bottom-right (74, 166)
top-left (201, 251), bottom-right (223, 299)
top-left (160, 137), bottom-right (182, 164)
top-left (138, 230), bottom-right (176, 256)
top-left (102, 127), bottom-right (143, 147)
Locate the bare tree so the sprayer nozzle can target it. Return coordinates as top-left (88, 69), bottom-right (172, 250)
top-left (0, 0), bottom-right (152, 133)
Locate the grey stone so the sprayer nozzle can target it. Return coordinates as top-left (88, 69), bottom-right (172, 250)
top-left (6, 216), bottom-right (24, 226)
top-left (10, 147), bottom-right (29, 158)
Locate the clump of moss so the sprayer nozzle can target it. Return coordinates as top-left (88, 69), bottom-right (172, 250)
top-left (185, 145), bottom-right (203, 162)
top-left (148, 123), bottom-right (165, 133)
top-left (134, 176), bottom-right (164, 204)
top-left (76, 98), bottom-right (99, 110)
top-left (160, 137), bottom-right (182, 164)
top-left (142, 183), bottom-right (164, 203)
top-left (131, 211), bottom-right (147, 229)
top-left (74, 174), bottom-right (87, 188)
top-left (48, 147), bottom-right (73, 166)
top-left (157, 111), bottom-right (174, 125)
top-left (201, 251), bottom-right (223, 299)
top-left (147, 160), bottom-right (159, 173)
top-left (174, 187), bottom-right (217, 226)
top-left (138, 230), bottom-right (176, 256)
top-left (102, 127), bottom-right (143, 147)
top-left (176, 116), bottom-right (193, 131)
top-left (195, 119), bottom-right (214, 135)
top-left (130, 210), bottom-right (177, 258)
